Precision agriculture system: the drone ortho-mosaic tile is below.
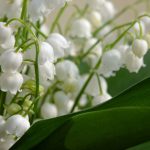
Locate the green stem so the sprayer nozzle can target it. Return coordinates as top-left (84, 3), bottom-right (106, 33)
top-left (21, 0), bottom-right (28, 20)
top-left (15, 39), bottom-right (32, 52)
top-left (96, 73), bottom-right (103, 95)
top-left (24, 96), bottom-right (40, 117)
top-left (137, 20), bottom-right (143, 38)
top-left (81, 4), bottom-right (89, 16)
top-left (57, 23), bottom-right (63, 34)
top-left (50, 3), bottom-right (68, 33)
top-left (34, 42), bottom-right (40, 114)
top-left (73, 5), bottom-right (82, 15)
top-left (10, 92), bottom-right (19, 104)
top-left (6, 18), bottom-right (37, 40)
top-left (24, 59), bottom-right (35, 63)
top-left (29, 21), bottom-right (47, 39)
top-left (23, 41), bottom-right (36, 51)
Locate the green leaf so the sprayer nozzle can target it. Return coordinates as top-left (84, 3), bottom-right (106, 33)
top-left (127, 141), bottom-right (150, 150)
top-left (11, 78), bottom-right (150, 150)
top-left (12, 107), bottom-right (150, 150)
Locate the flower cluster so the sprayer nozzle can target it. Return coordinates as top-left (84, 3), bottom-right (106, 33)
top-left (0, 23), bottom-right (23, 94)
top-left (0, 115), bottom-right (30, 149)
top-left (0, 0), bottom-right (150, 149)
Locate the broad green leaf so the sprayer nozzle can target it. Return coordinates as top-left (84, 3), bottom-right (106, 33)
top-left (13, 107), bottom-right (150, 150)
top-left (127, 141), bottom-right (150, 150)
top-left (11, 78), bottom-right (150, 149)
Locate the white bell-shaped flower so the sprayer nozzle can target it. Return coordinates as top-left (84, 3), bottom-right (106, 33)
top-left (79, 95), bottom-right (88, 108)
top-left (93, 93), bottom-right (112, 106)
top-left (86, 75), bottom-right (108, 96)
top-left (88, 11), bottom-right (102, 27)
top-left (70, 18), bottom-right (92, 38)
top-left (6, 0), bottom-right (22, 18)
top-left (0, 22), bottom-right (12, 44)
top-left (117, 45), bottom-right (129, 65)
top-left (99, 49), bottom-right (122, 77)
top-left (0, 35), bottom-right (15, 50)
top-left (0, 134), bottom-right (15, 150)
top-left (41, 102), bottom-right (58, 119)
top-left (47, 33), bottom-right (69, 59)
top-left (39, 61), bottom-right (56, 81)
top-left (5, 115), bottom-right (30, 137)
top-left (29, 0), bottom-right (69, 21)
top-left (142, 15), bottom-right (150, 32)
top-left (125, 49), bottom-right (145, 73)
top-left (0, 72), bottom-right (23, 94)
top-left (132, 39), bottom-right (148, 58)
top-left (54, 91), bottom-right (70, 115)
top-left (67, 100), bottom-right (74, 112)
top-left (0, 0), bottom-right (22, 19)
top-left (40, 24), bottom-right (49, 36)
top-left (62, 77), bottom-right (80, 93)
top-left (39, 42), bottom-right (54, 65)
top-left (29, 0), bottom-right (49, 21)
top-left (0, 49), bottom-right (23, 72)
top-left (132, 21), bottom-right (145, 36)
top-left (100, 1), bottom-right (116, 20)
top-left (54, 91), bottom-right (69, 109)
top-left (56, 60), bottom-right (79, 81)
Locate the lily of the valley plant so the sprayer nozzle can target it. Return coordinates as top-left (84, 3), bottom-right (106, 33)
top-left (0, 0), bottom-right (150, 149)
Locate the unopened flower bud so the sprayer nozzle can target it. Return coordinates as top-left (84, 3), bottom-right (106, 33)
top-left (22, 80), bottom-right (44, 96)
top-left (88, 11), bottom-right (102, 27)
top-left (41, 103), bottom-right (58, 119)
top-left (22, 99), bottom-right (33, 112)
top-left (5, 103), bottom-right (22, 115)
